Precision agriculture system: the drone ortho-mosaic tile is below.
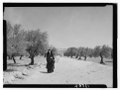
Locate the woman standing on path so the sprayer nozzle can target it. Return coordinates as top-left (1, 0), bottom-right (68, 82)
top-left (46, 49), bottom-right (55, 73)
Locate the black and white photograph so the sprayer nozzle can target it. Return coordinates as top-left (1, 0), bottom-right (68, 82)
top-left (3, 3), bottom-right (117, 88)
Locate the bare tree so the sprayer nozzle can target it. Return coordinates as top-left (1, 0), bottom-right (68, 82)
top-left (77, 47), bottom-right (84, 60)
top-left (25, 29), bottom-right (48, 65)
top-left (93, 45), bottom-right (112, 64)
top-left (64, 47), bottom-right (78, 58)
top-left (77, 47), bottom-right (91, 60)
top-left (7, 22), bottom-right (28, 63)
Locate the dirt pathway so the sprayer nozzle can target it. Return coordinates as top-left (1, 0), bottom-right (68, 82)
top-left (14, 57), bottom-right (113, 87)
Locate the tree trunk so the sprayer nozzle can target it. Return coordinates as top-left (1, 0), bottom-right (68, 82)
top-left (100, 53), bottom-right (104, 64)
top-left (12, 55), bottom-right (16, 64)
top-left (20, 55), bottom-right (23, 60)
top-left (8, 55), bottom-right (10, 59)
top-left (10, 56), bottom-right (12, 59)
top-left (78, 56), bottom-right (81, 60)
top-left (8, 55), bottom-right (12, 59)
top-left (84, 56), bottom-right (87, 60)
top-left (30, 56), bottom-right (34, 65)
top-left (76, 55), bottom-right (78, 59)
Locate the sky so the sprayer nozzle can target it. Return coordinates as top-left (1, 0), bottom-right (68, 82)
top-left (4, 6), bottom-right (113, 49)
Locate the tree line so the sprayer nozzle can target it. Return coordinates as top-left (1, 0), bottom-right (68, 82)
top-left (6, 22), bottom-right (113, 67)
top-left (7, 22), bottom-right (48, 65)
top-left (64, 45), bottom-right (112, 64)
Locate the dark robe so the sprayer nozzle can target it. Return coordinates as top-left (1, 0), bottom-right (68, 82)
top-left (46, 51), bottom-right (55, 72)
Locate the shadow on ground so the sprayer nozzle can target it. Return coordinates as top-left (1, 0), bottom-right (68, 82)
top-left (4, 69), bottom-right (18, 72)
top-left (105, 61), bottom-right (113, 62)
top-left (40, 71), bottom-right (48, 74)
top-left (7, 63), bottom-right (29, 67)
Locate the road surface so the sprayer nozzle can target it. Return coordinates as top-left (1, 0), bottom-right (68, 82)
top-left (14, 56), bottom-right (113, 87)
